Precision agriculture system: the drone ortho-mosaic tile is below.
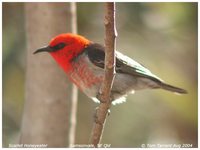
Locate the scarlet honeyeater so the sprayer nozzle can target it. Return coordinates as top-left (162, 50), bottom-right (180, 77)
top-left (34, 33), bottom-right (187, 105)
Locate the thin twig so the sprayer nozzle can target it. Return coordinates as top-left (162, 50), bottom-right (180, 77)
top-left (90, 2), bottom-right (117, 148)
top-left (69, 2), bottom-right (78, 147)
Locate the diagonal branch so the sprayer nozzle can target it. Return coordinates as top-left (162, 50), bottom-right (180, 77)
top-left (90, 2), bottom-right (117, 148)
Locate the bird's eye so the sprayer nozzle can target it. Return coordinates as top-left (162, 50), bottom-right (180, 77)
top-left (51, 43), bottom-right (66, 50)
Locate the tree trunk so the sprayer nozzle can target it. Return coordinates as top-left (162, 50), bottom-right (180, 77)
top-left (20, 3), bottom-right (72, 147)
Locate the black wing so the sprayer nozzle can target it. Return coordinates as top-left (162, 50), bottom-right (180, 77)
top-left (85, 43), bottom-right (162, 83)
top-left (85, 43), bottom-right (105, 68)
top-left (85, 43), bottom-right (187, 94)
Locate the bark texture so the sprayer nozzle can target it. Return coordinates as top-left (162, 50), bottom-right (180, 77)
top-left (20, 3), bottom-right (72, 147)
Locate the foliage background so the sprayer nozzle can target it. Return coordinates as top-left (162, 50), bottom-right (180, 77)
top-left (3, 2), bottom-right (197, 147)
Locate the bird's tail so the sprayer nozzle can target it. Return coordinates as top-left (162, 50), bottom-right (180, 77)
top-left (160, 82), bottom-right (187, 94)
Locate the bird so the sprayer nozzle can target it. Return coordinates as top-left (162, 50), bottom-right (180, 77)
top-left (33, 33), bottom-right (187, 105)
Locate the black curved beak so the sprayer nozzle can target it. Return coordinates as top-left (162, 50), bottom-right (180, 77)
top-left (33, 46), bottom-right (53, 54)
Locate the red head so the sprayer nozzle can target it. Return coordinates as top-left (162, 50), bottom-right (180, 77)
top-left (34, 33), bottom-right (91, 72)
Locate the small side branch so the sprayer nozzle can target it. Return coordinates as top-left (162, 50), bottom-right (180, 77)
top-left (90, 2), bottom-right (117, 148)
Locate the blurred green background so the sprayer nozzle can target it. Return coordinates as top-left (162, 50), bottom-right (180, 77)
top-left (3, 2), bottom-right (197, 148)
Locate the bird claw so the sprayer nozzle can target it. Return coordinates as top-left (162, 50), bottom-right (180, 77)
top-left (96, 93), bottom-right (106, 103)
top-left (94, 107), bottom-right (111, 125)
top-left (96, 92), bottom-right (113, 104)
top-left (94, 107), bottom-right (103, 126)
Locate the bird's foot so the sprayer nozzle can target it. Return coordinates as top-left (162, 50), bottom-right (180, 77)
top-left (96, 92), bottom-right (112, 104)
top-left (94, 107), bottom-right (111, 125)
